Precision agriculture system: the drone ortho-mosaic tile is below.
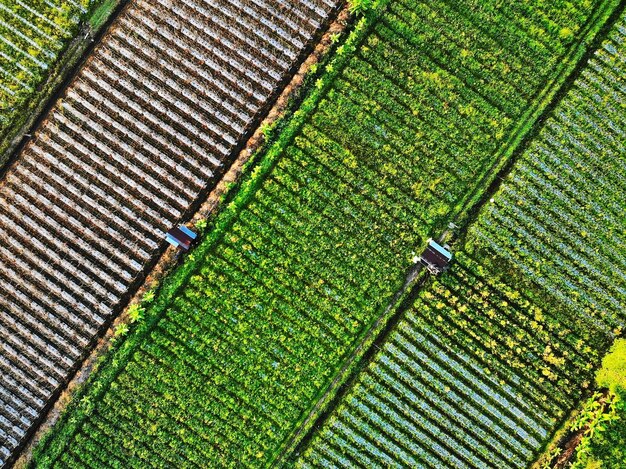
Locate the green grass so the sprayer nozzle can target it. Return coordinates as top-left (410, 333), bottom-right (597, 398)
top-left (31, 0), bottom-right (621, 467)
top-left (88, 0), bottom-right (117, 30)
top-left (597, 340), bottom-right (626, 394)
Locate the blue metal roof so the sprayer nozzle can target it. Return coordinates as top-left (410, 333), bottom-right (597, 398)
top-left (428, 239), bottom-right (452, 260)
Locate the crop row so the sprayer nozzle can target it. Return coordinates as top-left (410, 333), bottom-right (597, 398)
top-left (0, 0), bottom-right (340, 465)
top-left (296, 252), bottom-right (609, 468)
top-left (0, 0), bottom-right (91, 129)
top-left (28, 0), bottom-right (619, 466)
top-left (468, 11), bottom-right (626, 331)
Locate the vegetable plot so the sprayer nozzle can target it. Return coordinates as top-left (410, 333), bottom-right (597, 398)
top-left (0, 0), bottom-right (340, 465)
top-left (29, 0), bottom-right (618, 467)
top-left (0, 0), bottom-right (91, 130)
top-left (468, 11), bottom-right (626, 331)
top-left (297, 9), bottom-right (626, 469)
top-left (295, 253), bottom-right (609, 468)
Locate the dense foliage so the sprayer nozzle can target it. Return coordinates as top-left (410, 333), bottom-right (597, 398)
top-left (576, 394), bottom-right (626, 469)
top-left (0, 0), bottom-right (92, 129)
top-left (596, 339), bottom-right (626, 394)
top-left (569, 340), bottom-right (626, 468)
top-left (31, 0), bottom-right (621, 467)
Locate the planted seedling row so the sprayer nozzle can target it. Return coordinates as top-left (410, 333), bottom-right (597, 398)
top-left (469, 14), bottom-right (626, 328)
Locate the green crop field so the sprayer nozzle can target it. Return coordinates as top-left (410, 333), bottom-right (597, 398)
top-left (468, 14), bottom-right (626, 330)
top-left (29, 0), bottom-right (623, 467)
top-left (294, 253), bottom-right (610, 467)
top-left (0, 0), bottom-right (93, 130)
top-left (296, 8), bottom-right (626, 468)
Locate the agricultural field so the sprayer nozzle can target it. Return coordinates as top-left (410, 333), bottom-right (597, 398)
top-left (26, 0), bottom-right (622, 467)
top-left (0, 0), bottom-right (341, 465)
top-left (468, 15), bottom-right (626, 331)
top-left (296, 8), bottom-right (626, 468)
top-left (294, 253), bottom-right (609, 467)
top-left (0, 0), bottom-right (92, 136)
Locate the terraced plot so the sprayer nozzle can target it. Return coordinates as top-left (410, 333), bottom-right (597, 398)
top-left (28, 0), bottom-right (619, 467)
top-left (0, 0), bottom-right (340, 464)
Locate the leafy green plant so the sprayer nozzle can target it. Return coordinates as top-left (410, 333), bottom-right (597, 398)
top-left (573, 340), bottom-right (626, 468)
top-left (570, 393), bottom-right (622, 467)
top-left (142, 289), bottom-right (156, 304)
top-left (195, 219), bottom-right (208, 232)
top-left (596, 339), bottom-right (626, 394)
top-left (348, 0), bottom-right (373, 15)
top-left (127, 304), bottom-right (145, 323)
top-left (260, 121), bottom-right (277, 140)
top-left (114, 323), bottom-right (129, 337)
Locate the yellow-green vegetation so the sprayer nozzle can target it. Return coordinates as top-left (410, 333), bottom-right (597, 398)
top-left (570, 339), bottom-right (626, 469)
top-left (348, 0), bottom-right (374, 15)
top-left (596, 339), bottom-right (626, 394)
top-left (0, 0), bottom-right (93, 129)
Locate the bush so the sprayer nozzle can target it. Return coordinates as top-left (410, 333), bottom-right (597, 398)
top-left (596, 339), bottom-right (626, 394)
top-left (348, 0), bottom-right (373, 15)
top-left (570, 339), bottom-right (626, 468)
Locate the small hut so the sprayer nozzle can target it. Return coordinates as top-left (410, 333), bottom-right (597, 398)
top-left (166, 225), bottom-right (197, 251)
top-left (419, 239), bottom-right (452, 275)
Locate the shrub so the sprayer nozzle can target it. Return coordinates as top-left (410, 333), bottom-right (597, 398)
top-left (596, 339), bottom-right (626, 394)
